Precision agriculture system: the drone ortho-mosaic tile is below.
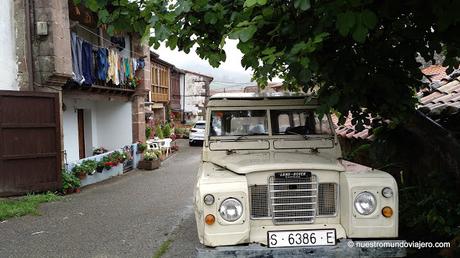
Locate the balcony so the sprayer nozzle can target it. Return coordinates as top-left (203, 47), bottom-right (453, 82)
top-left (152, 93), bottom-right (169, 103)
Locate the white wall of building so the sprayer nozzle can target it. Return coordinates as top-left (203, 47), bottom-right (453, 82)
top-left (95, 100), bottom-right (132, 151)
top-left (184, 73), bottom-right (206, 122)
top-left (63, 104), bottom-right (79, 163)
top-left (62, 97), bottom-right (133, 162)
top-left (0, 0), bottom-right (18, 91)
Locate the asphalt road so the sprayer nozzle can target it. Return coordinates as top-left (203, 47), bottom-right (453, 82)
top-left (0, 139), bottom-right (201, 258)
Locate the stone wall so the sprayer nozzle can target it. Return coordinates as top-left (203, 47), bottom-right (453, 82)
top-left (32, 0), bottom-right (72, 87)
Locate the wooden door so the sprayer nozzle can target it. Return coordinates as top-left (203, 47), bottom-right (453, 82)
top-left (77, 109), bottom-right (85, 159)
top-left (0, 90), bottom-right (61, 196)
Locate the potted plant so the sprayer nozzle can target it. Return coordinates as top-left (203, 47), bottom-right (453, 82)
top-left (93, 147), bottom-right (108, 155)
top-left (72, 164), bottom-right (87, 180)
top-left (101, 156), bottom-right (112, 170)
top-left (62, 170), bottom-right (81, 194)
top-left (137, 142), bottom-right (147, 153)
top-left (81, 159), bottom-right (97, 175)
top-left (137, 150), bottom-right (161, 170)
top-left (96, 160), bottom-right (104, 173)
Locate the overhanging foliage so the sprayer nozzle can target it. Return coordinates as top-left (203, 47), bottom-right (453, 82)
top-left (75, 0), bottom-right (460, 129)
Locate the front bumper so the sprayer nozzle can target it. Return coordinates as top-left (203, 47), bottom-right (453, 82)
top-left (197, 239), bottom-right (406, 258)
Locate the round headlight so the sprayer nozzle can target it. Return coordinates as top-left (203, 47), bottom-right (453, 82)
top-left (382, 187), bottom-right (393, 198)
top-left (354, 192), bottom-right (377, 215)
top-left (203, 194), bottom-right (215, 205)
top-left (219, 198), bottom-right (243, 222)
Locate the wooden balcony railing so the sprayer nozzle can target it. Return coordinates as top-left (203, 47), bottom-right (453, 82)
top-left (152, 93), bottom-right (169, 103)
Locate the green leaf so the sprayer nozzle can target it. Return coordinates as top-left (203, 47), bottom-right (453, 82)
top-left (352, 25), bottom-right (368, 43)
top-left (244, 0), bottom-right (258, 8)
top-left (291, 42), bottom-right (306, 55)
top-left (336, 11), bottom-right (356, 36)
top-left (294, 0), bottom-right (311, 11)
top-left (98, 9), bottom-right (109, 23)
top-left (361, 10), bottom-right (378, 29)
top-left (155, 24), bottom-right (170, 41)
top-left (204, 12), bottom-right (217, 24)
top-left (85, 0), bottom-right (100, 12)
top-left (257, 0), bottom-right (268, 5)
top-left (107, 25), bottom-right (115, 36)
top-left (238, 25), bottom-right (257, 42)
top-left (262, 7), bottom-right (274, 17)
top-left (149, 15), bottom-right (159, 26)
top-left (167, 36), bottom-right (178, 50)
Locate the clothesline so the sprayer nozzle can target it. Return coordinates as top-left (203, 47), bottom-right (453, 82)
top-left (71, 31), bottom-right (146, 87)
top-left (73, 23), bottom-right (147, 58)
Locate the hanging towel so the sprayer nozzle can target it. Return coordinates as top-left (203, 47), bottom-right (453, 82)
top-left (132, 58), bottom-right (137, 73)
top-left (107, 49), bottom-right (120, 85)
top-left (70, 32), bottom-right (84, 84)
top-left (119, 56), bottom-right (125, 84)
top-left (81, 41), bottom-right (94, 86)
top-left (96, 48), bottom-right (109, 81)
top-left (124, 58), bottom-right (130, 80)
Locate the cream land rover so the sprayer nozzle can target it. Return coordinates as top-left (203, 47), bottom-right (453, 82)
top-left (194, 93), bottom-right (405, 257)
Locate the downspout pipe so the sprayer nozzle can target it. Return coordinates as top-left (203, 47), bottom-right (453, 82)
top-left (25, 0), bottom-right (35, 91)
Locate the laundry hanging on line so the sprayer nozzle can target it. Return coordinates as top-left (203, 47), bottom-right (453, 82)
top-left (70, 33), bottom-right (145, 87)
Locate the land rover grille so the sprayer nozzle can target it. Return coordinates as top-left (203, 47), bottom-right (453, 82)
top-left (249, 174), bottom-right (336, 224)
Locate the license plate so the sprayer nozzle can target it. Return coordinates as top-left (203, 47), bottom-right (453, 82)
top-left (268, 229), bottom-right (336, 248)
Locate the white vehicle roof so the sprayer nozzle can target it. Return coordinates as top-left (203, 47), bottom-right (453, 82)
top-left (208, 92), bottom-right (318, 107)
top-left (195, 120), bottom-right (206, 124)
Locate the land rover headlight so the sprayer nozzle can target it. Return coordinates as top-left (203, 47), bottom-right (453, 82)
top-left (354, 192), bottom-right (377, 215)
top-left (219, 198), bottom-right (243, 222)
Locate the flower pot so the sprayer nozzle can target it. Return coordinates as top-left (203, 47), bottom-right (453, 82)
top-left (96, 167), bottom-right (104, 173)
top-left (137, 159), bottom-right (160, 170)
top-left (77, 172), bottom-right (87, 180)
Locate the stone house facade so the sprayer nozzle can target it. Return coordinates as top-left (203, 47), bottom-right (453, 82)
top-left (2, 0), bottom-right (150, 163)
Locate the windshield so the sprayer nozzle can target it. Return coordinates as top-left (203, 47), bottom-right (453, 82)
top-left (194, 123), bottom-right (205, 129)
top-left (210, 110), bottom-right (268, 136)
top-left (209, 109), bottom-right (333, 137)
top-left (270, 109), bottom-right (333, 136)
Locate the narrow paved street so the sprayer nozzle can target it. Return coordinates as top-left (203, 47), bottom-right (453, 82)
top-left (0, 140), bottom-right (200, 258)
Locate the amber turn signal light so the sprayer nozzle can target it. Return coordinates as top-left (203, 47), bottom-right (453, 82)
top-left (382, 206), bottom-right (393, 218)
top-left (205, 214), bottom-right (215, 225)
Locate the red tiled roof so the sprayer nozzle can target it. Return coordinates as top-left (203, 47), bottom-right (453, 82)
top-left (421, 65), bottom-right (448, 82)
top-left (335, 65), bottom-right (460, 140)
top-left (418, 79), bottom-right (460, 116)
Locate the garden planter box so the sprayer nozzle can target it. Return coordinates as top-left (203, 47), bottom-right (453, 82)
top-left (137, 159), bottom-right (160, 170)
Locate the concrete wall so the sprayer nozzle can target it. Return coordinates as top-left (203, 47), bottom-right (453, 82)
top-left (0, 0), bottom-right (18, 91)
top-left (63, 97), bottom-right (133, 162)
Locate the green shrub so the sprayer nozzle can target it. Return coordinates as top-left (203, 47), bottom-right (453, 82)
top-left (163, 123), bottom-right (172, 138)
top-left (137, 143), bottom-right (147, 153)
top-left (146, 126), bottom-right (152, 139)
top-left (62, 170), bottom-right (81, 190)
top-left (155, 125), bottom-right (164, 139)
top-left (81, 159), bottom-right (97, 173)
top-left (143, 150), bottom-right (158, 161)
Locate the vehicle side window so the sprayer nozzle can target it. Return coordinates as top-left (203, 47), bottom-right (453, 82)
top-left (277, 114), bottom-right (290, 133)
top-left (292, 113), bottom-right (301, 127)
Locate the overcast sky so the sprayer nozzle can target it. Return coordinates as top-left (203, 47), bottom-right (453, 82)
top-left (154, 40), bottom-right (255, 89)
